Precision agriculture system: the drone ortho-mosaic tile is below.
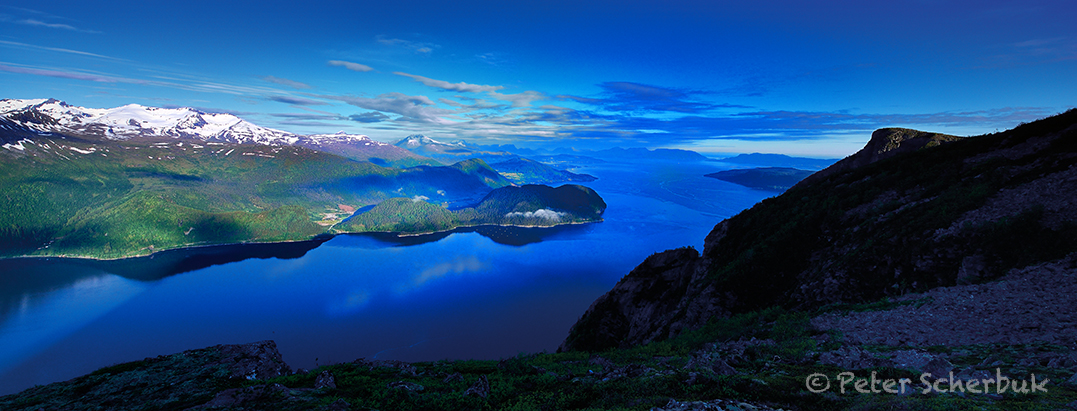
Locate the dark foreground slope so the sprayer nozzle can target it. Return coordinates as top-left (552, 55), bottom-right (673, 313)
top-left (564, 110), bottom-right (1077, 352)
top-left (2, 340), bottom-right (803, 411)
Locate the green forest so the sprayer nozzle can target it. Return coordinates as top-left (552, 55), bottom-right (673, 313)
top-left (0, 137), bottom-right (518, 259)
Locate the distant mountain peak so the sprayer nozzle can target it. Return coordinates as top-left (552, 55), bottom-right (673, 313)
top-left (396, 134), bottom-right (467, 149)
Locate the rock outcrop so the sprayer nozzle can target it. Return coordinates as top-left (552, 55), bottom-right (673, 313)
top-left (561, 247), bottom-right (714, 351)
top-left (0, 340), bottom-right (291, 410)
top-left (794, 128), bottom-right (963, 188)
top-left (562, 110), bottom-right (1077, 352)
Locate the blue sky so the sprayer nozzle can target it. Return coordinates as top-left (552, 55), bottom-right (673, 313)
top-left (1, 0), bottom-right (1074, 156)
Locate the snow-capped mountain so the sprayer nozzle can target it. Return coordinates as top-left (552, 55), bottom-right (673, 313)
top-left (394, 134), bottom-right (476, 158)
top-left (0, 98), bottom-right (442, 166)
top-left (396, 134), bottom-right (466, 149)
top-left (0, 98), bottom-right (299, 145)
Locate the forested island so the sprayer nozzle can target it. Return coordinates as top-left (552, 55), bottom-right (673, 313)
top-left (337, 184), bottom-right (606, 235)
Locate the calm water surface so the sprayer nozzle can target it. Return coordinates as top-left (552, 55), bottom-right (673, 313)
top-left (0, 159), bottom-right (775, 395)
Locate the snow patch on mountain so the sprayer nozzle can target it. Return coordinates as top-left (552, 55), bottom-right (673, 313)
top-left (2, 139), bottom-right (30, 151)
top-left (300, 132), bottom-right (389, 146)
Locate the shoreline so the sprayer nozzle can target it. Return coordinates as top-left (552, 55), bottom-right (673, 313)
top-left (0, 235), bottom-right (335, 262)
top-left (353, 218), bottom-right (603, 238)
top-left (0, 219), bottom-right (603, 262)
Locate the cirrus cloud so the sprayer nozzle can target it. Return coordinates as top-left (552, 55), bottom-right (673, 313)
top-left (328, 60), bottom-right (374, 72)
top-left (12, 18), bottom-right (99, 33)
top-left (394, 72), bottom-right (504, 93)
top-left (376, 35), bottom-right (437, 54)
top-left (262, 75), bottom-right (311, 89)
top-left (0, 40), bottom-right (125, 61)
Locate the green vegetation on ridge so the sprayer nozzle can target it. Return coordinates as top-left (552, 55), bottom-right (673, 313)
top-left (0, 137), bottom-right (515, 259)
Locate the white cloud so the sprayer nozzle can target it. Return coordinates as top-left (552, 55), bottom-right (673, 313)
top-left (326, 92), bottom-right (454, 124)
top-left (505, 209), bottom-right (567, 221)
top-left (394, 72), bottom-right (504, 93)
top-left (328, 60), bottom-right (374, 72)
top-left (488, 90), bottom-right (547, 107)
top-left (439, 96), bottom-right (504, 112)
top-left (410, 195), bottom-right (429, 202)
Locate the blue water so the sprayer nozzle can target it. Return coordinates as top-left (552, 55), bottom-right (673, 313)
top-left (0, 159), bottom-right (775, 395)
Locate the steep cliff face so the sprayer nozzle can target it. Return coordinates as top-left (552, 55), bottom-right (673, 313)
top-left (563, 110), bottom-right (1077, 352)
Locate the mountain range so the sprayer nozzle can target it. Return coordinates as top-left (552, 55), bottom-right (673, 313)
top-left (0, 99), bottom-right (607, 259)
top-left (0, 99), bottom-right (436, 168)
top-left (704, 167), bottom-right (815, 191)
top-left (714, 153), bottom-right (838, 170)
top-left (0, 98), bottom-right (299, 145)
